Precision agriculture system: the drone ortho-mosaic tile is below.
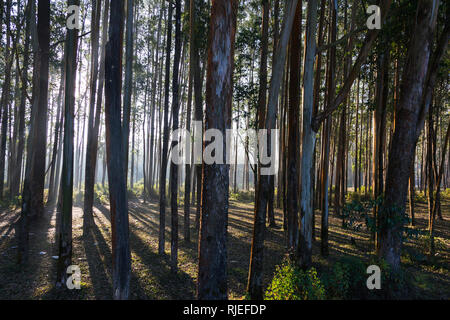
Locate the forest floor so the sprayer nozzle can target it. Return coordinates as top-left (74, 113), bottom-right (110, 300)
top-left (0, 191), bottom-right (448, 300)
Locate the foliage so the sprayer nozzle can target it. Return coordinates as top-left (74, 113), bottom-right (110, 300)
top-left (414, 191), bottom-right (427, 204)
top-left (343, 196), bottom-right (422, 240)
top-left (345, 190), bottom-right (372, 204)
top-left (94, 184), bottom-right (109, 205)
top-left (264, 261), bottom-right (325, 300)
top-left (73, 189), bottom-right (84, 205)
top-left (418, 233), bottom-right (446, 255)
top-left (274, 255), bottom-right (416, 299)
top-left (321, 257), bottom-right (367, 299)
top-left (265, 256), bottom-right (409, 300)
top-left (129, 181), bottom-right (145, 199)
top-left (230, 190), bottom-right (255, 202)
top-left (441, 188), bottom-right (450, 200)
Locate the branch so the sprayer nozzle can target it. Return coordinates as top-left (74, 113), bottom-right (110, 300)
top-left (312, 0), bottom-right (393, 132)
top-left (316, 27), bottom-right (365, 54)
top-left (50, 31), bottom-right (91, 49)
top-left (415, 21), bottom-right (450, 140)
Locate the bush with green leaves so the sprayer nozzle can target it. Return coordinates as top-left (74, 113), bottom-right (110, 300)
top-left (94, 184), bottom-right (109, 204)
top-left (321, 257), bottom-right (366, 299)
top-left (342, 196), bottom-right (422, 242)
top-left (230, 190), bottom-right (255, 202)
top-left (414, 191), bottom-right (427, 204)
top-left (266, 256), bottom-right (411, 299)
top-left (345, 191), bottom-right (372, 204)
top-left (441, 188), bottom-right (450, 200)
top-left (418, 233), bottom-right (446, 255)
top-left (265, 261), bottom-right (325, 300)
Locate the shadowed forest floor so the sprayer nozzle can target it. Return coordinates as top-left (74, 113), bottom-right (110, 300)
top-left (0, 193), bottom-right (448, 299)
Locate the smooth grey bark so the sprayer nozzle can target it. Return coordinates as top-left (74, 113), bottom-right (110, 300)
top-left (56, 0), bottom-right (79, 286)
top-left (298, 0), bottom-right (318, 269)
top-left (122, 0), bottom-right (134, 184)
top-left (247, 0), bottom-right (299, 299)
top-left (83, 0), bottom-right (103, 232)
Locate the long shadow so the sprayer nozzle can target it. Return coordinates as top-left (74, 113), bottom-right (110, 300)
top-left (82, 220), bottom-right (114, 299)
top-left (128, 229), bottom-right (196, 299)
top-left (0, 222), bottom-right (17, 247)
top-left (93, 202), bottom-right (196, 299)
top-left (0, 205), bottom-right (56, 299)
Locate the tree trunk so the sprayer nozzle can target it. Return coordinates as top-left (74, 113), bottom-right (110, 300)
top-left (379, 0), bottom-right (440, 272)
top-left (28, 0), bottom-right (50, 218)
top-left (83, 0), bottom-right (105, 232)
top-left (430, 121), bottom-right (450, 254)
top-left (18, 0), bottom-right (50, 263)
top-left (298, 0), bottom-right (318, 269)
top-left (197, 0), bottom-right (236, 300)
top-left (122, 0), bottom-right (134, 185)
top-left (248, 0), bottom-right (298, 299)
top-left (104, 0), bottom-right (131, 299)
top-left (409, 147), bottom-right (416, 226)
top-left (320, 1), bottom-right (336, 257)
top-left (0, 0), bottom-right (13, 198)
top-left (11, 0), bottom-right (32, 199)
top-left (56, 0), bottom-right (79, 286)
top-left (191, 0), bottom-right (205, 231)
top-left (170, 0), bottom-right (182, 273)
top-left (159, 0), bottom-right (173, 255)
top-left (373, 48), bottom-right (389, 252)
top-left (286, 0), bottom-right (302, 260)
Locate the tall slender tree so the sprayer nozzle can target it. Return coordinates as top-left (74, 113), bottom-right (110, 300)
top-left (159, 0), bottom-right (173, 255)
top-left (56, 0), bottom-right (80, 287)
top-left (123, 0), bottom-right (134, 184)
top-left (286, 0), bottom-right (302, 260)
top-left (197, 0), bottom-right (236, 300)
top-left (104, 0), bottom-right (131, 299)
top-left (17, 0), bottom-right (50, 263)
top-left (170, 0), bottom-right (182, 272)
top-left (83, 0), bottom-right (103, 232)
top-left (379, 0), bottom-right (440, 271)
top-left (298, 0), bottom-right (318, 269)
top-left (248, 0), bottom-right (299, 299)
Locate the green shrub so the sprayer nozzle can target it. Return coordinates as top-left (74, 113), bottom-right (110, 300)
top-left (94, 184), bottom-right (109, 205)
top-left (73, 189), bottom-right (84, 204)
top-left (129, 181), bottom-right (145, 198)
top-left (230, 190), bottom-right (255, 202)
top-left (358, 186), bottom-right (372, 195)
top-left (321, 256), bottom-right (366, 299)
top-left (266, 256), bottom-right (412, 300)
top-left (345, 191), bottom-right (372, 203)
top-left (414, 191), bottom-right (427, 204)
top-left (265, 261), bottom-right (325, 300)
top-left (442, 188), bottom-right (450, 200)
top-left (417, 233), bottom-right (446, 255)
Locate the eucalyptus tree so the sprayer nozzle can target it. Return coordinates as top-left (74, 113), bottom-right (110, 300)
top-left (56, 0), bottom-right (80, 287)
top-left (104, 0), bottom-right (131, 299)
top-left (197, 0), bottom-right (237, 300)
